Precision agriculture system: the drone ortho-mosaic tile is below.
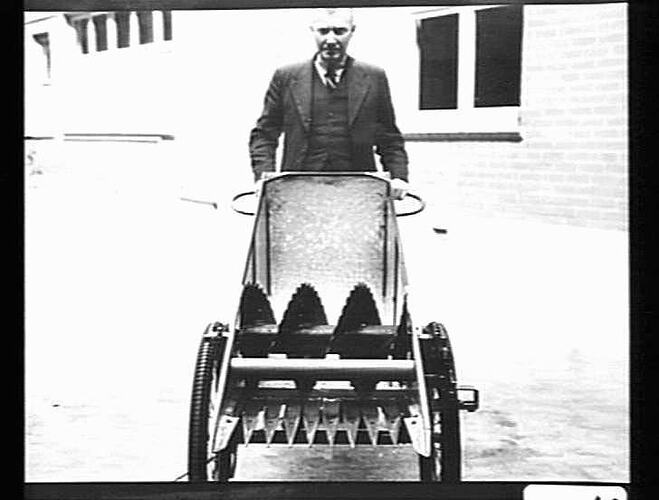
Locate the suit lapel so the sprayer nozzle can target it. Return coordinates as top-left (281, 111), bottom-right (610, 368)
top-left (289, 57), bottom-right (372, 130)
top-left (347, 60), bottom-right (371, 128)
top-left (289, 61), bottom-right (313, 132)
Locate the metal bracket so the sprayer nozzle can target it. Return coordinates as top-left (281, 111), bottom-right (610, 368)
top-left (457, 386), bottom-right (479, 412)
top-left (430, 386), bottom-right (479, 413)
top-left (203, 322), bottom-right (229, 339)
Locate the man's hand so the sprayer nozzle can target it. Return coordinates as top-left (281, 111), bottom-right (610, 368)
top-left (254, 179), bottom-right (264, 198)
top-left (390, 178), bottom-right (409, 200)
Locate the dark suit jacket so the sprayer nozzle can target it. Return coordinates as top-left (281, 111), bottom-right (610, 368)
top-left (249, 56), bottom-right (409, 182)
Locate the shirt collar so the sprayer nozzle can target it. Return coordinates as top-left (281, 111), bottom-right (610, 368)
top-left (313, 53), bottom-right (348, 84)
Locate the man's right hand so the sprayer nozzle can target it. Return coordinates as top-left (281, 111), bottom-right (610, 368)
top-left (390, 178), bottom-right (409, 200)
top-left (254, 179), bottom-right (264, 198)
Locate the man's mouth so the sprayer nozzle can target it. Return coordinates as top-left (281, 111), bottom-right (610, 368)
top-left (322, 44), bottom-right (342, 54)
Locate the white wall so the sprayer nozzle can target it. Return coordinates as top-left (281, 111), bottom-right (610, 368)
top-left (161, 8), bottom-right (422, 197)
top-left (24, 7), bottom-right (628, 228)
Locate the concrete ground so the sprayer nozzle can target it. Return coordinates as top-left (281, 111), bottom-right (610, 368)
top-left (24, 140), bottom-right (628, 482)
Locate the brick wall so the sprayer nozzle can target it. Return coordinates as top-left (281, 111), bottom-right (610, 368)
top-left (408, 3), bottom-right (628, 231)
top-left (25, 7), bottom-right (627, 230)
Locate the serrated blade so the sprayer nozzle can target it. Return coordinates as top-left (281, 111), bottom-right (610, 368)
top-left (342, 399), bottom-right (360, 448)
top-left (361, 405), bottom-right (379, 446)
top-left (240, 399), bottom-right (263, 445)
top-left (375, 406), bottom-right (393, 445)
top-left (283, 401), bottom-right (302, 446)
top-left (322, 398), bottom-right (341, 447)
top-left (302, 399), bottom-right (322, 446)
top-left (274, 283), bottom-right (328, 357)
top-left (381, 401), bottom-right (403, 445)
top-left (264, 402), bottom-right (285, 446)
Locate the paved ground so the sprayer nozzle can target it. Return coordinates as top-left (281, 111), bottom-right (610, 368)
top-left (24, 140), bottom-right (628, 482)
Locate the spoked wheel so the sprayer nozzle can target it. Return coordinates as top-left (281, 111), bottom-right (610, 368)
top-left (188, 323), bottom-right (231, 482)
top-left (418, 322), bottom-right (461, 483)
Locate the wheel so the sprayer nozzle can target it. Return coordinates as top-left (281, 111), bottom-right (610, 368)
top-left (418, 398), bottom-right (462, 483)
top-left (418, 322), bottom-right (461, 483)
top-left (418, 444), bottom-right (438, 481)
top-left (188, 324), bottom-right (231, 481)
top-left (216, 442), bottom-right (238, 481)
top-left (432, 400), bottom-right (461, 483)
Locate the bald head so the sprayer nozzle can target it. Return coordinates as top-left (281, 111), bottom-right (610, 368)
top-left (310, 8), bottom-right (355, 28)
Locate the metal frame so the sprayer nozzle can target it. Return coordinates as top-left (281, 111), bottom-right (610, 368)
top-left (188, 173), bottom-right (478, 483)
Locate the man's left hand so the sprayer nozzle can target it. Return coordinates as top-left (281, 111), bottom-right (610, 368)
top-left (390, 178), bottom-right (410, 200)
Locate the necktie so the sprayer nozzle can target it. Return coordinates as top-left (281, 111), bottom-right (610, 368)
top-left (325, 68), bottom-right (338, 89)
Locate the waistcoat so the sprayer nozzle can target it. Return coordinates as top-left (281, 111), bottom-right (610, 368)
top-left (302, 69), bottom-right (352, 171)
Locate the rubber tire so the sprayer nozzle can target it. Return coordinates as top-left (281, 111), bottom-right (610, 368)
top-left (418, 409), bottom-right (461, 483)
top-left (419, 449), bottom-right (438, 482)
top-left (433, 323), bottom-right (461, 483)
top-left (439, 401), bottom-right (461, 482)
top-left (418, 322), bottom-right (461, 483)
top-left (188, 333), bottom-right (223, 481)
top-left (217, 444), bottom-right (237, 482)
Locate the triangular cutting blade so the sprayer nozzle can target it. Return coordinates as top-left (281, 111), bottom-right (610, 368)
top-left (283, 401), bottom-right (303, 446)
top-left (240, 400), bottom-right (264, 445)
top-left (380, 401), bottom-right (403, 445)
top-left (341, 399), bottom-right (361, 448)
top-left (361, 404), bottom-right (380, 446)
top-left (302, 399), bottom-right (322, 447)
top-left (263, 402), bottom-right (285, 446)
top-left (322, 398), bottom-right (341, 447)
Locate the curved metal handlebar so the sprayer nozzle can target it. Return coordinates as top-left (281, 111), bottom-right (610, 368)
top-left (395, 193), bottom-right (426, 217)
top-left (230, 191), bottom-right (257, 216)
top-left (230, 190), bottom-right (425, 217)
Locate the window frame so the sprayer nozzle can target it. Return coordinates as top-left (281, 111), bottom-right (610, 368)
top-left (411, 5), bottom-right (523, 134)
top-left (67, 11), bottom-right (173, 55)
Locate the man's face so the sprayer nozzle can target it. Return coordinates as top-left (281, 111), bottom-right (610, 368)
top-left (310, 12), bottom-right (355, 66)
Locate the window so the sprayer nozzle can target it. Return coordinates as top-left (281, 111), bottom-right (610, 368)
top-left (73, 18), bottom-right (89, 54)
top-left (92, 15), bottom-right (108, 51)
top-left (115, 12), bottom-right (130, 48)
top-left (137, 11), bottom-right (153, 44)
top-left (418, 14), bottom-right (458, 110)
top-left (68, 11), bottom-right (173, 54)
top-left (475, 6), bottom-right (523, 107)
top-left (416, 5), bottom-right (523, 116)
top-left (163, 11), bottom-right (172, 41)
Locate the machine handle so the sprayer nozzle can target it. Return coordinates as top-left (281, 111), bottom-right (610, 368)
top-left (230, 191), bottom-right (257, 216)
top-left (395, 193), bottom-right (426, 217)
top-left (231, 190), bottom-right (426, 217)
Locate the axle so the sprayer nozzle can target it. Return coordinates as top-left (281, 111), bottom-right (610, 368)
top-left (229, 358), bottom-right (416, 380)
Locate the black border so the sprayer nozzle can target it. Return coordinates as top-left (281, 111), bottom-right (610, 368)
top-left (629, 2), bottom-right (659, 500)
top-left (21, 0), bottom-right (657, 499)
top-left (13, 0), bottom-right (26, 493)
top-left (22, 481), bottom-right (630, 499)
top-left (23, 0), bottom-right (629, 11)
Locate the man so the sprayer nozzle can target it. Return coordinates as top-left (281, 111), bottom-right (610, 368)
top-left (249, 8), bottom-right (410, 199)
